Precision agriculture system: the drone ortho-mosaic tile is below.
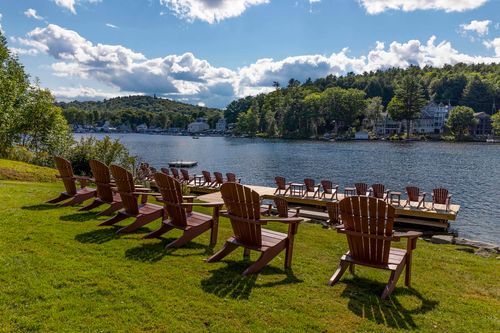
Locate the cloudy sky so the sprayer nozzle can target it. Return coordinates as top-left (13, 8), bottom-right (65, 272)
top-left (1, 0), bottom-right (499, 108)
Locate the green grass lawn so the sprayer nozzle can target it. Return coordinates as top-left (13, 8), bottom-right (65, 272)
top-left (0, 179), bottom-right (498, 332)
top-left (0, 159), bottom-right (57, 183)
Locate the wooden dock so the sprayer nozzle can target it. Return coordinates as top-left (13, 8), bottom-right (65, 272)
top-left (194, 184), bottom-right (460, 229)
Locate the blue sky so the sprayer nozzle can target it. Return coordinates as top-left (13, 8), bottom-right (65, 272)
top-left (1, 0), bottom-right (499, 108)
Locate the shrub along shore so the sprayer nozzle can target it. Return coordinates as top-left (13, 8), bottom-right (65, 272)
top-left (0, 159), bottom-right (498, 332)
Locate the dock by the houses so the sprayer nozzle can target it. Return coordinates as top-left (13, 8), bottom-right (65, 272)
top-left (193, 184), bottom-right (460, 229)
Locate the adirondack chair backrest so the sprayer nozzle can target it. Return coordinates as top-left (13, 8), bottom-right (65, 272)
top-left (214, 172), bottom-right (224, 185)
top-left (170, 167), bottom-right (179, 179)
top-left (339, 196), bottom-right (396, 266)
top-left (325, 201), bottom-right (340, 224)
top-left (89, 159), bottom-right (113, 202)
top-left (180, 169), bottom-right (190, 181)
top-left (321, 180), bottom-right (333, 193)
top-left (304, 178), bottom-right (315, 192)
top-left (154, 172), bottom-right (186, 226)
top-left (433, 188), bottom-right (449, 204)
top-left (371, 184), bottom-right (385, 198)
top-left (110, 164), bottom-right (139, 215)
top-left (226, 173), bottom-right (238, 182)
top-left (275, 176), bottom-right (286, 190)
top-left (54, 156), bottom-right (77, 195)
top-left (202, 170), bottom-right (212, 183)
top-left (355, 183), bottom-right (369, 196)
top-left (160, 168), bottom-right (170, 175)
top-left (220, 183), bottom-right (263, 247)
top-left (274, 197), bottom-right (290, 217)
top-left (406, 186), bottom-right (420, 202)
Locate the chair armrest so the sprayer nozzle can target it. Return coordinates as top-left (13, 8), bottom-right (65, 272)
top-left (132, 192), bottom-right (161, 196)
top-left (74, 175), bottom-right (91, 181)
top-left (334, 224), bottom-right (345, 230)
top-left (394, 231), bottom-right (422, 239)
top-left (183, 195), bottom-right (197, 200)
top-left (181, 202), bottom-right (224, 207)
top-left (134, 187), bottom-right (151, 192)
top-left (260, 217), bottom-right (302, 224)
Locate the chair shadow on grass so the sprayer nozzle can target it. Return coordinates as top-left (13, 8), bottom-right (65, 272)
top-left (60, 211), bottom-right (100, 222)
top-left (339, 277), bottom-right (438, 330)
top-left (200, 260), bottom-right (303, 300)
top-left (125, 238), bottom-right (214, 263)
top-left (22, 203), bottom-right (60, 211)
top-left (75, 228), bottom-right (120, 244)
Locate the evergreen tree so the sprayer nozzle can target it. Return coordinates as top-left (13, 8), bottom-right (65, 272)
top-left (387, 75), bottom-right (426, 138)
top-left (462, 75), bottom-right (495, 114)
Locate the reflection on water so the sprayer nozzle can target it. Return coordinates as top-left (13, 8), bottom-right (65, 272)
top-left (75, 134), bottom-right (500, 244)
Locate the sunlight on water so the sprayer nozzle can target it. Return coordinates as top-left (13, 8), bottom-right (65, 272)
top-left (76, 134), bottom-right (500, 244)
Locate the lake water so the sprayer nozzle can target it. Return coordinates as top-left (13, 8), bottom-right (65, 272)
top-left (75, 133), bottom-right (500, 244)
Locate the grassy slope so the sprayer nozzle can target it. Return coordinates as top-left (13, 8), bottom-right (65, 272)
top-left (0, 159), bottom-right (57, 183)
top-left (0, 180), bottom-right (498, 332)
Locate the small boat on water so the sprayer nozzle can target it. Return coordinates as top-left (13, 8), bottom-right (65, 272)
top-left (486, 138), bottom-right (499, 143)
top-left (192, 136), bottom-right (199, 139)
top-left (168, 161), bottom-right (198, 168)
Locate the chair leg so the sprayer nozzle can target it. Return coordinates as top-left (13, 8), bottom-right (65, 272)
top-left (243, 248), bottom-right (251, 258)
top-left (165, 224), bottom-right (210, 249)
top-left (206, 242), bottom-right (238, 263)
top-left (46, 193), bottom-right (71, 204)
top-left (349, 263), bottom-right (355, 275)
top-left (381, 263), bottom-right (405, 300)
top-left (243, 246), bottom-right (282, 275)
top-left (209, 219), bottom-right (218, 247)
top-left (99, 212), bottom-right (128, 226)
top-left (144, 222), bottom-right (174, 239)
top-left (79, 199), bottom-right (104, 211)
top-left (60, 191), bottom-right (95, 207)
top-left (328, 260), bottom-right (349, 286)
top-left (117, 212), bottom-right (162, 234)
top-left (97, 201), bottom-right (123, 216)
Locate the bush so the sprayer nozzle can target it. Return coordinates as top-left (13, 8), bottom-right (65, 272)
top-left (67, 136), bottom-right (136, 175)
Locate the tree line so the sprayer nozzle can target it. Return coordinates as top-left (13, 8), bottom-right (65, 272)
top-left (226, 64), bottom-right (500, 139)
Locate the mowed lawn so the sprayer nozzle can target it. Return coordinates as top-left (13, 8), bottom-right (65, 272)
top-left (0, 180), bottom-right (498, 332)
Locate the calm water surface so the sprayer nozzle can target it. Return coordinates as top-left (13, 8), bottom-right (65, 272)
top-left (76, 134), bottom-right (500, 244)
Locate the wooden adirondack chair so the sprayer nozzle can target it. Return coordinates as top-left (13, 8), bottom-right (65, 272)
top-left (79, 160), bottom-right (123, 216)
top-left (328, 196), bottom-right (422, 299)
top-left (226, 172), bottom-right (240, 183)
top-left (273, 197), bottom-right (300, 218)
top-left (325, 201), bottom-right (340, 226)
top-left (47, 156), bottom-right (96, 206)
top-left (180, 169), bottom-right (194, 185)
top-left (405, 186), bottom-right (426, 209)
top-left (432, 188), bottom-right (452, 211)
top-left (170, 167), bottom-right (180, 180)
top-left (354, 183), bottom-right (370, 196)
top-left (201, 170), bottom-right (216, 187)
top-left (160, 168), bottom-right (170, 175)
top-left (213, 172), bottom-right (225, 188)
top-left (371, 183), bottom-right (390, 202)
top-left (99, 165), bottom-right (164, 234)
top-left (320, 180), bottom-right (339, 200)
top-left (207, 183), bottom-right (302, 275)
top-left (274, 176), bottom-right (291, 195)
top-left (144, 173), bottom-right (223, 248)
top-left (303, 178), bottom-right (320, 198)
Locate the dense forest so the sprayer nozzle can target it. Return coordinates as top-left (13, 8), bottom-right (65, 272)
top-left (57, 96), bottom-right (223, 130)
top-left (226, 63), bottom-right (500, 138)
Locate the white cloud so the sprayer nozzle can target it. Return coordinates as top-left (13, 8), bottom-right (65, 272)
top-left (360, 0), bottom-right (488, 14)
top-left (24, 8), bottom-right (44, 20)
top-left (53, 0), bottom-right (101, 15)
top-left (460, 19), bottom-right (491, 36)
top-left (0, 13), bottom-right (3, 33)
top-left (309, 0), bottom-right (321, 3)
top-left (159, 0), bottom-right (269, 23)
top-left (21, 24), bottom-right (500, 107)
top-left (9, 47), bottom-right (39, 56)
top-left (483, 37), bottom-right (500, 56)
top-left (106, 23), bottom-right (119, 29)
top-left (52, 86), bottom-right (126, 101)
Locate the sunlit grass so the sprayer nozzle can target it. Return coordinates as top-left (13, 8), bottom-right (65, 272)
top-left (0, 179), bottom-right (498, 332)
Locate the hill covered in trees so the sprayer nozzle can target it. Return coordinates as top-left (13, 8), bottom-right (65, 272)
top-left (58, 95), bottom-right (223, 130)
top-left (225, 63), bottom-right (500, 138)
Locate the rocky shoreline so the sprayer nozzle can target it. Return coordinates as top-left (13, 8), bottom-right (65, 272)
top-left (427, 235), bottom-right (499, 257)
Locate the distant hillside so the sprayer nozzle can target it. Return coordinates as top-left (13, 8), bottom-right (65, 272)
top-left (57, 95), bottom-right (223, 130)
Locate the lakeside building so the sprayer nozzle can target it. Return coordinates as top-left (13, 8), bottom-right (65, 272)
top-left (136, 123), bottom-right (148, 132)
top-left (470, 112), bottom-right (492, 136)
top-left (375, 102), bottom-right (453, 136)
top-left (354, 130), bottom-right (369, 140)
top-left (187, 118), bottom-right (210, 133)
top-left (216, 118), bottom-right (227, 132)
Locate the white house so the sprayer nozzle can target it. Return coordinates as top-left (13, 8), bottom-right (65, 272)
top-left (215, 118), bottom-right (227, 132)
top-left (136, 123), bottom-right (148, 132)
top-left (187, 118), bottom-right (209, 133)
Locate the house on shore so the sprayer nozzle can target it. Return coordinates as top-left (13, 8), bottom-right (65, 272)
top-left (215, 118), bottom-right (227, 132)
top-left (187, 118), bottom-right (209, 133)
top-left (470, 112), bottom-right (492, 136)
top-left (354, 130), bottom-right (369, 140)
